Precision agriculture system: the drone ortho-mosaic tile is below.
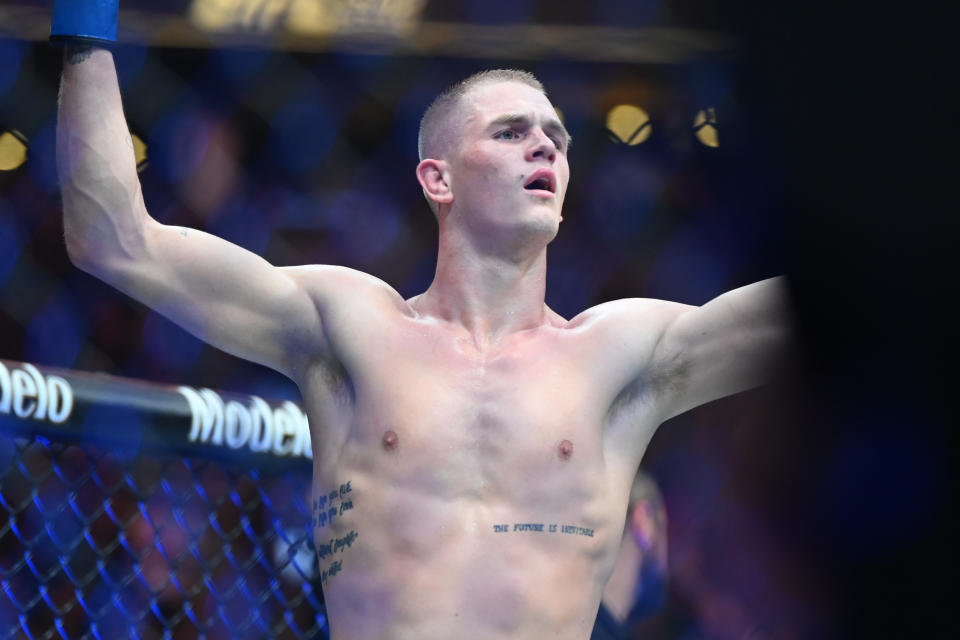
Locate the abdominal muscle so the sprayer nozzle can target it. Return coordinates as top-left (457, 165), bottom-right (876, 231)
top-left (316, 481), bottom-right (609, 640)
top-left (311, 432), bottom-right (625, 640)
top-left (303, 309), bottom-right (648, 639)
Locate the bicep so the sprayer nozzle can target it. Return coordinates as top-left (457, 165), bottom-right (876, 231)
top-left (576, 299), bottom-right (691, 422)
top-left (88, 219), bottom-right (326, 379)
top-left (651, 277), bottom-right (793, 419)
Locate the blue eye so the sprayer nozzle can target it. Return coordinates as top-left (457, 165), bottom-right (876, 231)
top-left (496, 130), bottom-right (520, 140)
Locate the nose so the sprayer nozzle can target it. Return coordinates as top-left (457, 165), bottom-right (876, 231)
top-left (526, 128), bottom-right (556, 163)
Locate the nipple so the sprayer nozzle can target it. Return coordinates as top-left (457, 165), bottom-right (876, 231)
top-left (557, 439), bottom-right (573, 460)
top-left (382, 430), bottom-right (399, 451)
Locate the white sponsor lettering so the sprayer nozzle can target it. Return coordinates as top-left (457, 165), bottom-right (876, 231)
top-left (177, 386), bottom-right (312, 459)
top-left (249, 396), bottom-right (274, 453)
top-left (224, 400), bottom-right (251, 448)
top-left (0, 361), bottom-right (74, 425)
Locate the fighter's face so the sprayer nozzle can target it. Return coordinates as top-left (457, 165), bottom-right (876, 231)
top-left (447, 81), bottom-right (570, 243)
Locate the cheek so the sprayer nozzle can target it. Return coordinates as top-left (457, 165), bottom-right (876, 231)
top-left (460, 152), bottom-right (495, 178)
top-left (559, 166), bottom-right (571, 196)
top-left (464, 162), bottom-right (509, 192)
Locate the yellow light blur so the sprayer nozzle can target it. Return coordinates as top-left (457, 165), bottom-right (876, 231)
top-left (0, 130), bottom-right (27, 171)
top-left (190, 0), bottom-right (289, 32)
top-left (190, 0), bottom-right (426, 34)
top-left (605, 105), bottom-right (651, 146)
top-left (693, 108), bottom-right (719, 148)
top-left (286, 0), bottom-right (339, 34)
top-left (131, 133), bottom-right (148, 172)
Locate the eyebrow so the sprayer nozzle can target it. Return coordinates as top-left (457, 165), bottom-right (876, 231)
top-left (488, 113), bottom-right (573, 148)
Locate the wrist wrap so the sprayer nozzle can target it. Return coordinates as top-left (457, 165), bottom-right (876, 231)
top-left (50, 0), bottom-right (119, 45)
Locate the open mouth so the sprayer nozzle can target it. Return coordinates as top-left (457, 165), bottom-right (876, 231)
top-left (523, 169), bottom-right (556, 194)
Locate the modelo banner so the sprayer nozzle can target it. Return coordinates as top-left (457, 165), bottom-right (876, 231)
top-left (0, 359), bottom-right (312, 467)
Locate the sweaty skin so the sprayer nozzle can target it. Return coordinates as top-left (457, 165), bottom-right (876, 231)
top-left (58, 50), bottom-right (791, 640)
top-left (307, 294), bottom-right (667, 640)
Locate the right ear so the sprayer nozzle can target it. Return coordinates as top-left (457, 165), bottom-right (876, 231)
top-left (416, 159), bottom-right (453, 209)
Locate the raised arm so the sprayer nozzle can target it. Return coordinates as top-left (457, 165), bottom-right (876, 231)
top-left (648, 277), bottom-right (794, 420)
top-left (57, 46), bottom-right (325, 380)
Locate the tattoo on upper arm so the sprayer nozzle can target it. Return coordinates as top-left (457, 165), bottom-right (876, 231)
top-left (179, 228), bottom-right (188, 238)
top-left (65, 45), bottom-right (94, 65)
top-left (310, 481), bottom-right (358, 585)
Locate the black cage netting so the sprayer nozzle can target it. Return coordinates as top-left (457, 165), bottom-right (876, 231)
top-left (0, 437), bottom-right (327, 640)
top-left (0, 360), bottom-right (328, 640)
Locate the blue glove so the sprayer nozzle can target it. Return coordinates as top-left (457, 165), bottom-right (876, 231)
top-left (50, 0), bottom-right (119, 45)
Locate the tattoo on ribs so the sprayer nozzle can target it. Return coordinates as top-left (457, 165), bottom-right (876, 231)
top-left (65, 45), bottom-right (94, 65)
top-left (492, 522), bottom-right (594, 537)
top-left (311, 480), bottom-right (357, 584)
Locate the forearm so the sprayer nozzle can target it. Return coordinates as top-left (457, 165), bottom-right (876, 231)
top-left (57, 45), bottom-right (149, 271)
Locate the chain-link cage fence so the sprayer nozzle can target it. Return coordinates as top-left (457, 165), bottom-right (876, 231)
top-left (1, 359), bottom-right (328, 640)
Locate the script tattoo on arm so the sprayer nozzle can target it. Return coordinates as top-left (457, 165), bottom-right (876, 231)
top-left (311, 480), bottom-right (358, 585)
top-left (492, 522), bottom-right (595, 537)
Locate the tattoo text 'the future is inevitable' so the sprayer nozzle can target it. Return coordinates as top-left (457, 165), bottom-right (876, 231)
top-left (493, 523), bottom-right (595, 537)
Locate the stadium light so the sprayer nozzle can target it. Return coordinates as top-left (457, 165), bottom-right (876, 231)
top-left (188, 0), bottom-right (427, 34)
top-left (605, 105), bottom-right (651, 146)
top-left (131, 132), bottom-right (148, 172)
top-left (693, 108), bottom-right (719, 148)
top-left (0, 130), bottom-right (27, 171)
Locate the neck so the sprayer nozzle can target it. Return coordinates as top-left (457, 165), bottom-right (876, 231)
top-left (601, 532), bottom-right (643, 624)
top-left (413, 226), bottom-right (552, 349)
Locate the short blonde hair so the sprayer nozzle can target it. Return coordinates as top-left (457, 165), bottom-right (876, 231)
top-left (417, 69), bottom-right (546, 161)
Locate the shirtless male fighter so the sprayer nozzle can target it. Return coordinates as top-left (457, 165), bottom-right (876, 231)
top-left (54, 3), bottom-right (791, 639)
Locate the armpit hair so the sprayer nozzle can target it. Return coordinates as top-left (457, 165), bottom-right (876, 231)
top-left (320, 356), bottom-right (355, 408)
top-left (606, 352), bottom-right (689, 423)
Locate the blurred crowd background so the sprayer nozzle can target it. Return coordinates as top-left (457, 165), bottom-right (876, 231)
top-left (1, 0), bottom-right (953, 638)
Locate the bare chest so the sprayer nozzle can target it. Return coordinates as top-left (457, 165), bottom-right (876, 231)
top-left (308, 322), bottom-right (609, 507)
top-left (302, 320), bottom-right (646, 637)
top-left (346, 329), bottom-right (610, 505)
